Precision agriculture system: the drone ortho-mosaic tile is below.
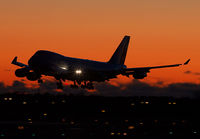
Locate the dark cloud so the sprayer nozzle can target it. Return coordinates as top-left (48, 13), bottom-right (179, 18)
top-left (194, 73), bottom-right (200, 75)
top-left (184, 70), bottom-right (200, 76)
top-left (0, 80), bottom-right (31, 93)
top-left (156, 81), bottom-right (164, 86)
top-left (184, 70), bottom-right (191, 74)
top-left (4, 69), bottom-right (11, 71)
top-left (94, 80), bottom-right (200, 98)
top-left (0, 80), bottom-right (200, 98)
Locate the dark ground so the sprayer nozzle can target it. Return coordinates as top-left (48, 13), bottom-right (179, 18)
top-left (0, 93), bottom-right (199, 138)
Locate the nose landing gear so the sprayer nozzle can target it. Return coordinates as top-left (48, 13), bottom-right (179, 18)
top-left (56, 80), bottom-right (63, 89)
top-left (38, 79), bottom-right (43, 84)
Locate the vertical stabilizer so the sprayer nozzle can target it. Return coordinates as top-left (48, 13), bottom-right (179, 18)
top-left (108, 36), bottom-right (130, 65)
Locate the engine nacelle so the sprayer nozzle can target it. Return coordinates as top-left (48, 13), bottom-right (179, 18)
top-left (15, 68), bottom-right (29, 77)
top-left (132, 72), bottom-right (147, 79)
top-left (26, 72), bottom-right (40, 81)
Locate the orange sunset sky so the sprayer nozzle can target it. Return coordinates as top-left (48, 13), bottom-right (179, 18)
top-left (0, 0), bottom-right (200, 86)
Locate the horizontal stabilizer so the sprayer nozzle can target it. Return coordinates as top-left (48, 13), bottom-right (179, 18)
top-left (11, 56), bottom-right (29, 68)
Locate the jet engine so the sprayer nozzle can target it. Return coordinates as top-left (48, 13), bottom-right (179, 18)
top-left (26, 72), bottom-right (40, 81)
top-left (132, 72), bottom-right (147, 79)
top-left (15, 68), bottom-right (29, 77)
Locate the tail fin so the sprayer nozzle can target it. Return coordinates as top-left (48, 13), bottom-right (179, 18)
top-left (108, 36), bottom-right (130, 65)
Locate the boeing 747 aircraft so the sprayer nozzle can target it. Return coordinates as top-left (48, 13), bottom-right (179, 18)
top-left (11, 36), bottom-right (190, 89)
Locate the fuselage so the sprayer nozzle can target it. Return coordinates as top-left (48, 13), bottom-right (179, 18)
top-left (28, 50), bottom-right (126, 82)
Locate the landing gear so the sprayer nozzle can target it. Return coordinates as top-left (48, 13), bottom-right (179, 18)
top-left (70, 84), bottom-right (79, 88)
top-left (38, 79), bottom-right (43, 84)
top-left (80, 81), bottom-right (87, 89)
top-left (70, 81), bottom-right (79, 89)
top-left (69, 81), bottom-right (94, 90)
top-left (86, 82), bottom-right (94, 90)
top-left (26, 72), bottom-right (40, 81)
top-left (56, 80), bottom-right (63, 89)
top-left (54, 79), bottom-right (94, 90)
top-left (80, 81), bottom-right (94, 90)
top-left (77, 80), bottom-right (82, 85)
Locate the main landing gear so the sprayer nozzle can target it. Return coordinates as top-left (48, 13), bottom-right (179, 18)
top-left (37, 78), bottom-right (64, 90)
top-left (80, 82), bottom-right (94, 90)
top-left (70, 81), bottom-right (79, 88)
top-left (70, 81), bottom-right (94, 90)
top-left (55, 80), bottom-right (94, 90)
top-left (38, 79), bottom-right (43, 84)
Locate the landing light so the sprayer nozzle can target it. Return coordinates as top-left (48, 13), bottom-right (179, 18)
top-left (75, 69), bottom-right (82, 74)
top-left (60, 66), bottom-right (68, 70)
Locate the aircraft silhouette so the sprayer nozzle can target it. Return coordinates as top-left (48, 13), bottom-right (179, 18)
top-left (11, 36), bottom-right (190, 89)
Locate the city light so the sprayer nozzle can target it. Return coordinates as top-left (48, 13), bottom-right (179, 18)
top-left (61, 100), bottom-right (66, 103)
top-left (193, 131), bottom-right (197, 134)
top-left (139, 122), bottom-right (144, 126)
top-left (110, 132), bottom-right (115, 136)
top-left (123, 132), bottom-right (127, 136)
top-left (172, 122), bottom-right (176, 126)
top-left (70, 121), bottom-right (75, 125)
top-left (18, 125), bottom-right (24, 130)
top-left (125, 120), bottom-right (129, 123)
top-left (169, 131), bottom-right (173, 135)
top-left (128, 125), bottom-right (135, 130)
top-left (105, 121), bottom-right (109, 125)
top-left (61, 118), bottom-right (66, 123)
top-left (140, 101), bottom-right (145, 104)
top-left (101, 109), bottom-right (106, 113)
top-left (130, 103), bottom-right (135, 106)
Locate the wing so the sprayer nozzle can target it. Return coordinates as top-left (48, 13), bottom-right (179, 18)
top-left (123, 59), bottom-right (190, 75)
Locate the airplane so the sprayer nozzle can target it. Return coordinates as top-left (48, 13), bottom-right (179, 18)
top-left (11, 36), bottom-right (190, 89)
